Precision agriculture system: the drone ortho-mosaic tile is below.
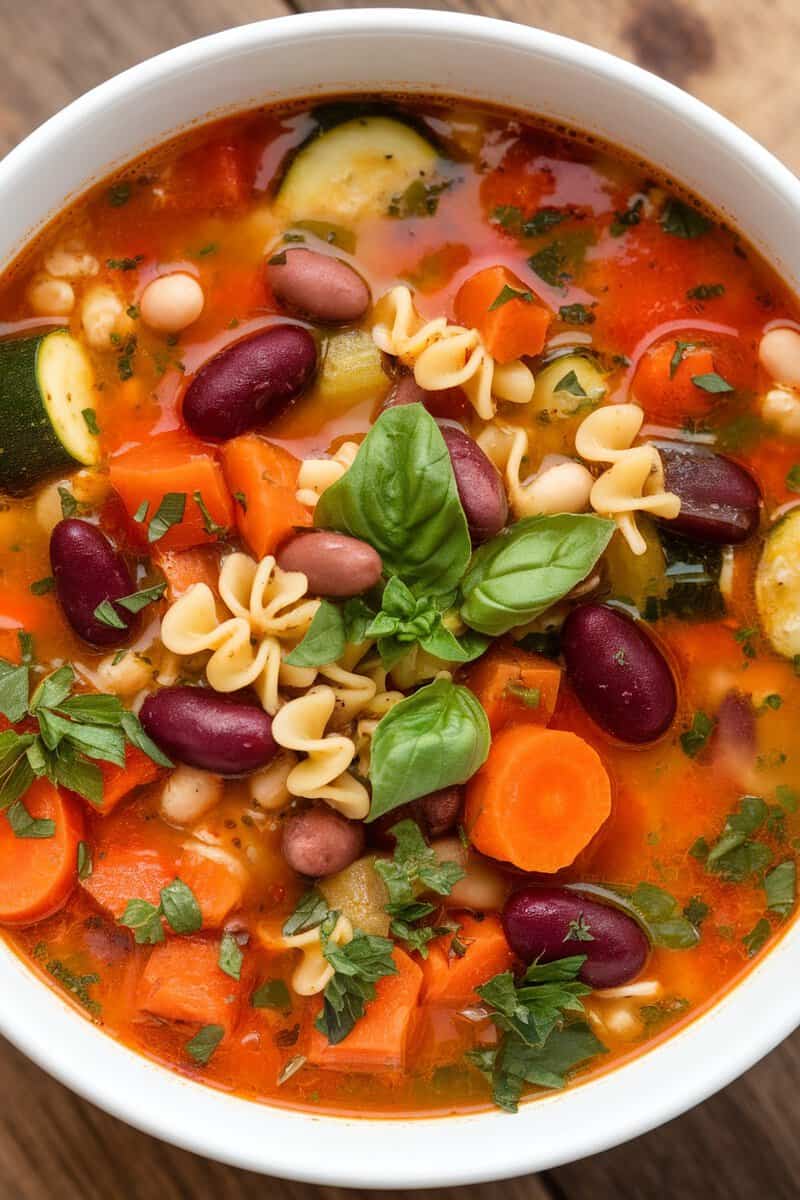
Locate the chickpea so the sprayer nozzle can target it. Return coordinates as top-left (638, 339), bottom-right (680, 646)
top-left (27, 273), bottom-right (75, 317)
top-left (430, 837), bottom-right (510, 911)
top-left (95, 651), bottom-right (155, 697)
top-left (161, 765), bottom-right (223, 826)
top-left (758, 327), bottom-right (800, 388)
top-left (44, 241), bottom-right (99, 279)
top-left (519, 454), bottom-right (593, 516)
top-left (248, 751), bottom-right (297, 811)
top-left (140, 272), bottom-right (204, 333)
top-left (761, 386), bottom-right (800, 438)
top-left (81, 285), bottom-right (133, 350)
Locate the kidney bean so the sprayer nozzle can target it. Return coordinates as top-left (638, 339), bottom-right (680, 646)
top-left (266, 247), bottom-right (370, 324)
top-left (657, 442), bottom-right (761, 544)
top-left (182, 325), bottom-right (317, 440)
top-left (50, 518), bottom-right (139, 647)
top-left (562, 603), bottom-right (676, 743)
top-left (369, 787), bottom-right (464, 848)
top-left (83, 916), bottom-right (132, 965)
top-left (276, 530), bottom-right (382, 597)
top-left (139, 687), bottom-right (277, 775)
top-left (439, 425), bottom-right (508, 543)
top-left (281, 806), bottom-right (365, 877)
top-left (384, 373), bottom-right (436, 409)
top-left (503, 885), bottom-right (649, 988)
top-left (711, 689), bottom-right (757, 776)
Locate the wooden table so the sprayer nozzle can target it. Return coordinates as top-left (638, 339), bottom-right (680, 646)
top-left (2, 1), bottom-right (800, 1196)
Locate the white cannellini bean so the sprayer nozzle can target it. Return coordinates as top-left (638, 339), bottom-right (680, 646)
top-left (44, 242), bottom-right (99, 279)
top-left (430, 837), bottom-right (509, 911)
top-left (160, 765), bottom-right (223, 826)
top-left (72, 468), bottom-right (111, 506)
top-left (94, 652), bottom-right (155, 697)
top-left (140, 272), bottom-right (204, 333)
top-left (27, 274), bottom-right (75, 317)
top-left (248, 751), bottom-right (297, 810)
top-left (758, 327), bottom-right (800, 388)
top-left (523, 455), bottom-right (594, 515)
top-left (81, 285), bottom-right (132, 350)
top-left (761, 386), bottom-right (800, 438)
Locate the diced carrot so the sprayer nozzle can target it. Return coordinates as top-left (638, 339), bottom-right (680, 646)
top-left (454, 265), bottom-right (551, 364)
top-left (155, 544), bottom-right (223, 601)
top-left (158, 142), bottom-right (250, 212)
top-left (221, 434), bottom-right (311, 558)
top-left (467, 643), bottom-right (561, 733)
top-left (0, 630), bottom-right (22, 664)
top-left (177, 849), bottom-right (246, 929)
top-left (94, 746), bottom-right (165, 817)
top-left (465, 725), bottom-right (612, 873)
top-left (137, 937), bottom-right (242, 1031)
top-left (306, 948), bottom-right (422, 1073)
top-left (632, 340), bottom-right (716, 425)
top-left (110, 431), bottom-right (234, 553)
top-left (421, 914), bottom-right (514, 1005)
top-left (83, 829), bottom-right (174, 918)
top-left (0, 780), bottom-right (84, 926)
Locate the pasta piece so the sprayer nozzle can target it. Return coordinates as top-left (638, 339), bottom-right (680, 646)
top-left (575, 403), bottom-right (680, 555)
top-left (354, 687), bottom-right (405, 774)
top-left (219, 552), bottom-right (318, 638)
top-left (260, 914), bottom-right (353, 996)
top-left (296, 441), bottom-right (359, 507)
top-left (371, 285), bottom-right (534, 420)
top-left (271, 686), bottom-right (369, 819)
top-left (486, 423), bottom-right (593, 518)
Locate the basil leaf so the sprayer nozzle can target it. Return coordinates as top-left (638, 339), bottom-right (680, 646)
top-left (315, 405), bottom-right (471, 597)
top-left (121, 710), bottom-right (173, 767)
top-left (691, 372), bottom-right (734, 394)
top-left (418, 621), bottom-right (489, 663)
top-left (284, 600), bottom-right (346, 668)
top-left (368, 678), bottom-right (490, 822)
top-left (218, 932), bottom-right (243, 980)
top-left (568, 882), bottom-right (700, 949)
top-left (282, 889), bottom-right (330, 936)
top-left (185, 1023), bottom-right (224, 1065)
top-left (147, 492), bottom-right (186, 543)
top-left (460, 514), bottom-right (615, 636)
top-left (252, 979), bottom-right (291, 1010)
top-left (7, 799), bottom-right (55, 839)
top-left (765, 860), bottom-right (795, 917)
top-left (0, 661), bottom-right (29, 723)
top-left (119, 898), bottom-right (165, 944)
top-left (160, 878), bottom-right (202, 934)
top-left (743, 917), bottom-right (771, 957)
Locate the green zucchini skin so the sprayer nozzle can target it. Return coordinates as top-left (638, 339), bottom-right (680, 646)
top-left (0, 329), bottom-right (99, 494)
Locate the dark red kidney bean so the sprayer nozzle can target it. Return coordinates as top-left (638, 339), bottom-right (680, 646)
top-left (439, 425), bottom-right (508, 543)
top-left (139, 687), bottom-right (277, 775)
top-left (657, 442), bottom-right (760, 544)
top-left (82, 916), bottom-right (132, 964)
top-left (266, 248), bottom-right (370, 324)
top-left (369, 787), bottom-right (463, 848)
top-left (503, 886), bottom-right (649, 988)
top-left (276, 531), bottom-right (382, 597)
top-left (384, 373), bottom-right (437, 409)
top-left (50, 518), bottom-right (139, 648)
top-left (182, 325), bottom-right (317, 440)
top-left (711, 689), bottom-right (757, 771)
top-left (281, 806), bottom-right (365, 877)
top-left (562, 603), bottom-right (676, 743)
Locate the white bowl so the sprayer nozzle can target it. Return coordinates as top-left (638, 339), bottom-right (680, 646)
top-left (1, 9), bottom-right (799, 1188)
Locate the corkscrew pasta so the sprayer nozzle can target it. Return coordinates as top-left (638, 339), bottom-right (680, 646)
top-left (271, 685), bottom-right (369, 819)
top-left (296, 441), bottom-right (360, 507)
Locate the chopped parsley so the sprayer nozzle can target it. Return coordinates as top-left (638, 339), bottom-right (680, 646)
top-left (193, 490), bottom-right (228, 537)
top-left (742, 918), bottom-right (771, 958)
top-left (374, 819), bottom-right (464, 956)
top-left (218, 932), bottom-right (244, 980)
top-left (687, 283), bottom-right (725, 300)
top-left (488, 284), bottom-right (533, 310)
top-left (765, 860), bottom-right (796, 917)
top-left (106, 255), bottom-right (144, 271)
top-left (315, 918), bottom-right (398, 1045)
top-left (119, 878), bottom-right (201, 944)
top-left (527, 241), bottom-right (570, 288)
top-left (504, 682), bottom-right (541, 709)
top-left (563, 914), bottom-right (594, 943)
top-left (30, 576), bottom-right (55, 596)
top-left (554, 369), bottom-right (587, 398)
top-left (786, 465), bottom-right (800, 492)
top-left (185, 1024), bottom-right (224, 1065)
top-left (282, 889), bottom-right (330, 937)
top-left (491, 205), bottom-right (564, 237)
top-left (147, 492), bottom-right (186, 543)
top-left (252, 979), bottom-right (291, 1010)
top-left (660, 199), bottom-right (711, 238)
top-left (82, 408), bottom-right (100, 436)
top-left (669, 339), bottom-right (699, 378)
top-left (610, 196), bottom-right (644, 237)
top-left (694, 795), bottom-right (772, 883)
top-left (692, 371), bottom-right (734, 394)
top-left (682, 896), bottom-right (709, 927)
top-left (680, 711), bottom-right (715, 758)
top-left (93, 582), bottom-right (167, 629)
top-left (46, 959), bottom-right (101, 1016)
top-left (387, 178), bottom-right (453, 219)
top-left (559, 303), bottom-right (595, 325)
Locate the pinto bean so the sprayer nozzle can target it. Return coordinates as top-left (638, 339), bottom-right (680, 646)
top-left (276, 530), bottom-right (382, 596)
top-left (266, 248), bottom-right (370, 324)
top-left (439, 425), bottom-right (508, 543)
top-left (657, 442), bottom-right (761, 544)
top-left (139, 687), bottom-right (277, 775)
top-left (49, 519), bottom-right (139, 648)
top-left (182, 324), bottom-right (317, 440)
top-left (281, 806), bottom-right (365, 877)
top-left (369, 787), bottom-right (464, 848)
top-left (561, 603), bottom-right (677, 743)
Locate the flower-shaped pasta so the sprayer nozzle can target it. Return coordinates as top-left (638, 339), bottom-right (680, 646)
top-left (259, 913), bottom-right (353, 996)
top-left (372, 285), bottom-right (535, 420)
top-left (575, 403), bottom-right (680, 555)
top-left (271, 685), bottom-right (369, 819)
top-left (160, 553), bottom-right (319, 714)
top-left (354, 687), bottom-right (405, 775)
top-left (296, 441), bottom-right (359, 508)
top-left (478, 422), bottom-right (593, 518)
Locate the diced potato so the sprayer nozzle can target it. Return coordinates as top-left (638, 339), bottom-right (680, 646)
top-left (319, 854), bottom-right (390, 936)
top-left (604, 519), bottom-right (668, 611)
top-left (317, 330), bottom-right (389, 407)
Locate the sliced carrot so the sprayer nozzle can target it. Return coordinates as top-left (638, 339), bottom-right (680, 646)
top-left (421, 914), bottom-right (514, 1005)
top-left (221, 434), bottom-right (311, 558)
top-left (467, 643), bottom-right (561, 733)
top-left (158, 142), bottom-right (250, 212)
top-left (109, 431), bottom-right (234, 553)
top-left (155, 544), bottom-right (223, 601)
top-left (83, 829), bottom-right (174, 919)
top-left (0, 780), bottom-right (84, 926)
top-left (0, 630), bottom-right (22, 664)
top-left (632, 340), bottom-right (716, 425)
top-left (306, 948), bottom-right (422, 1073)
top-left (94, 746), bottom-right (165, 816)
top-left (137, 937), bottom-right (242, 1031)
top-left (465, 725), bottom-right (612, 873)
top-left (177, 848), bottom-right (246, 929)
top-left (454, 265), bottom-right (551, 363)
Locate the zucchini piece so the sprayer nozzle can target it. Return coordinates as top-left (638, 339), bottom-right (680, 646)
top-left (532, 353), bottom-right (607, 419)
top-left (756, 508), bottom-right (800, 657)
top-left (276, 116), bottom-right (438, 223)
top-left (0, 329), bottom-right (99, 493)
top-left (605, 518), bottom-right (668, 612)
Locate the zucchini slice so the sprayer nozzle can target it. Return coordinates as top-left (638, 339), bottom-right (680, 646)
top-left (755, 508), bottom-right (800, 658)
top-left (0, 328), bottom-right (99, 493)
top-left (276, 116), bottom-right (438, 223)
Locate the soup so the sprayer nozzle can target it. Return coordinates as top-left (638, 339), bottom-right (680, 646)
top-left (0, 97), bottom-right (798, 1118)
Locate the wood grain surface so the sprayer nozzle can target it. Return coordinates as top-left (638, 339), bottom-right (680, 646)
top-left (1, 1), bottom-right (799, 1196)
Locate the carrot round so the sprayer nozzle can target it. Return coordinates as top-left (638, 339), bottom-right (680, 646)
top-left (454, 265), bottom-right (550, 364)
top-left (0, 780), bottom-right (84, 926)
top-left (465, 725), bottom-right (611, 872)
top-left (467, 644), bottom-right (561, 733)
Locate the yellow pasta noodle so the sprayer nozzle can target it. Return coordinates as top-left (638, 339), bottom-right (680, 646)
top-left (479, 422), bottom-right (593, 518)
top-left (575, 403), bottom-right (680, 555)
top-left (296, 441), bottom-right (359, 507)
top-left (259, 913), bottom-right (354, 997)
top-left (371, 285), bottom-right (534, 420)
top-left (271, 685), bottom-right (369, 819)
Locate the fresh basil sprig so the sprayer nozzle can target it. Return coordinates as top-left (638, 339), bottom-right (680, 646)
top-left (460, 513), bottom-right (615, 636)
top-left (366, 578), bottom-right (487, 669)
top-left (368, 677), bottom-right (490, 822)
top-left (315, 405), bottom-right (471, 597)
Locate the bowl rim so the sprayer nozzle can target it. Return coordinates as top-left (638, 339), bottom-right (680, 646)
top-left (2, 7), bottom-right (800, 1188)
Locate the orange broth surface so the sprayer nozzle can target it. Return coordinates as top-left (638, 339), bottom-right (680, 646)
top-left (1, 97), bottom-right (799, 1117)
